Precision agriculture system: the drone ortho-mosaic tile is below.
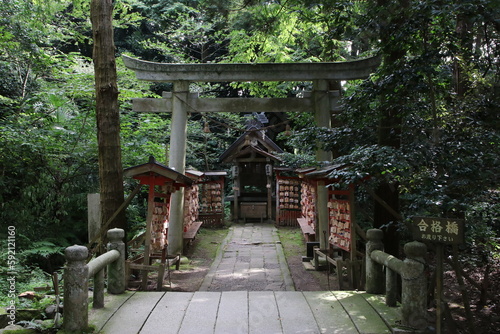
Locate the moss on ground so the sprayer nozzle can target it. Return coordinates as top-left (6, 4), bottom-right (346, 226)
top-left (182, 227), bottom-right (230, 268)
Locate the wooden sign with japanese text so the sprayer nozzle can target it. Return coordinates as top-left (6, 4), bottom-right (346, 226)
top-left (412, 217), bottom-right (465, 245)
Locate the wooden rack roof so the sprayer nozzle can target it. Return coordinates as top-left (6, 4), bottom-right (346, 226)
top-left (124, 156), bottom-right (193, 187)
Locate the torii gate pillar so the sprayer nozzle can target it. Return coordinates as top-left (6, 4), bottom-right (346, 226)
top-left (168, 81), bottom-right (189, 255)
top-left (314, 80), bottom-right (332, 250)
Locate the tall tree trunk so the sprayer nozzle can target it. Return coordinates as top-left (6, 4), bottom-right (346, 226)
top-left (454, 13), bottom-right (473, 97)
top-left (373, 0), bottom-right (409, 257)
top-left (90, 0), bottom-right (126, 235)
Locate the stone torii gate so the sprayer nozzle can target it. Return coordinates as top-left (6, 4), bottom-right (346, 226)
top-left (123, 55), bottom-right (380, 255)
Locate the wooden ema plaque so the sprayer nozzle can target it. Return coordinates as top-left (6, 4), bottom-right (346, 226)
top-left (200, 181), bottom-right (223, 214)
top-left (198, 177), bottom-right (225, 227)
top-left (300, 181), bottom-right (316, 231)
top-left (276, 177), bottom-right (302, 226)
top-left (328, 197), bottom-right (351, 252)
top-left (151, 201), bottom-right (169, 252)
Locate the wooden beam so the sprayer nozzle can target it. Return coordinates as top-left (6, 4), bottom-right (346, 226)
top-left (128, 263), bottom-right (163, 272)
top-left (87, 183), bottom-right (143, 250)
top-left (360, 183), bottom-right (408, 227)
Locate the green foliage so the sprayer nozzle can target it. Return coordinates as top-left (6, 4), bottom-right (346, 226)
top-left (320, 0), bottom-right (500, 252)
top-left (226, 0), bottom-right (367, 63)
top-left (18, 241), bottom-right (65, 263)
top-left (276, 152), bottom-right (317, 169)
top-left (456, 192), bottom-right (500, 269)
top-left (223, 1), bottom-right (366, 96)
top-left (0, 100), bottom-right (97, 243)
top-left (0, 1), bottom-right (102, 255)
top-left (186, 111), bottom-right (245, 170)
top-left (125, 0), bottom-right (231, 63)
top-left (329, 145), bottom-right (413, 184)
top-left (121, 112), bottom-right (171, 167)
top-left (0, 262), bottom-right (54, 307)
top-left (282, 124), bottom-right (369, 158)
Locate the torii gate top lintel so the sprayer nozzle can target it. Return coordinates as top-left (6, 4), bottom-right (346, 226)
top-left (122, 54), bottom-right (381, 83)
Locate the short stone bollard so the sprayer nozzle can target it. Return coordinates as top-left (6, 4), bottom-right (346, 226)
top-left (107, 228), bottom-right (126, 294)
top-left (401, 241), bottom-right (428, 329)
top-left (365, 229), bottom-right (384, 294)
top-left (366, 228), bottom-right (428, 330)
top-left (63, 228), bottom-right (126, 332)
top-left (63, 245), bottom-right (89, 332)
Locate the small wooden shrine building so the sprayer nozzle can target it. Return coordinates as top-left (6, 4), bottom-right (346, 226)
top-left (220, 121), bottom-right (283, 222)
top-left (275, 167), bottom-right (316, 227)
top-left (196, 171), bottom-right (227, 227)
top-left (274, 163), bottom-right (366, 289)
top-left (183, 169), bottom-right (227, 242)
top-left (298, 164), bottom-right (365, 289)
top-left (123, 156), bottom-right (192, 290)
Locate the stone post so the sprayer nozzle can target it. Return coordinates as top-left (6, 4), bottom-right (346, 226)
top-left (87, 193), bottom-right (101, 243)
top-left (63, 245), bottom-right (89, 332)
top-left (313, 80), bottom-right (331, 251)
top-left (107, 228), bottom-right (126, 294)
top-left (168, 80), bottom-right (189, 255)
top-left (93, 269), bottom-right (105, 309)
top-left (401, 241), bottom-right (427, 329)
top-left (386, 267), bottom-right (398, 307)
top-left (366, 228), bottom-right (384, 294)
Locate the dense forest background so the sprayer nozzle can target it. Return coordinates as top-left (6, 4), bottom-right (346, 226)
top-left (0, 0), bottom-right (499, 332)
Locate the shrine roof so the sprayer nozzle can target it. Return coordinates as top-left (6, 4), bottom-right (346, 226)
top-left (203, 171), bottom-right (227, 177)
top-left (296, 164), bottom-right (351, 181)
top-left (295, 167), bottom-right (318, 175)
top-left (186, 170), bottom-right (204, 180)
top-left (236, 145), bottom-right (283, 162)
top-left (274, 167), bottom-right (295, 172)
top-left (219, 130), bottom-right (283, 163)
top-left (124, 156), bottom-right (193, 186)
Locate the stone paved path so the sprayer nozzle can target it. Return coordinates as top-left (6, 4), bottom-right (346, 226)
top-left (200, 223), bottom-right (294, 291)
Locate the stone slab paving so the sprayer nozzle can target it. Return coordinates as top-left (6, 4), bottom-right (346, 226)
top-left (248, 291), bottom-right (282, 334)
top-left (140, 292), bottom-right (192, 333)
top-left (177, 291), bottom-right (221, 334)
top-left (302, 291), bottom-right (359, 334)
top-left (331, 291), bottom-right (393, 334)
top-left (90, 291), bottom-right (398, 334)
top-left (99, 291), bottom-right (164, 333)
top-left (214, 291), bottom-right (249, 334)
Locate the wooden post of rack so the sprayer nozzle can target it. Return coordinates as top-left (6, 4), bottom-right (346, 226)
top-left (141, 176), bottom-right (155, 290)
top-left (349, 183), bottom-right (358, 289)
top-left (267, 168), bottom-right (272, 221)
